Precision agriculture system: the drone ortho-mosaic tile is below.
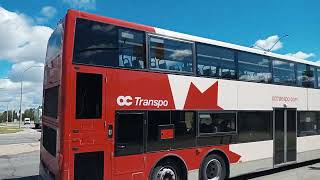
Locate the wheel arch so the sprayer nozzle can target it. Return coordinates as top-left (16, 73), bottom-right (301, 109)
top-left (200, 148), bottom-right (230, 179)
top-left (148, 154), bottom-right (188, 179)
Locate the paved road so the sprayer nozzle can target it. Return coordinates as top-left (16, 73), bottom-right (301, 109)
top-left (230, 160), bottom-right (320, 180)
top-left (0, 151), bottom-right (39, 180)
top-left (0, 127), bottom-right (40, 146)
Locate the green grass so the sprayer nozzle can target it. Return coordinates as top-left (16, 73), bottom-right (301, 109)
top-left (0, 127), bottom-right (22, 134)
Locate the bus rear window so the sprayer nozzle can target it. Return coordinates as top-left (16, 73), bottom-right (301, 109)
top-left (73, 18), bottom-right (146, 69)
top-left (43, 86), bottom-right (59, 119)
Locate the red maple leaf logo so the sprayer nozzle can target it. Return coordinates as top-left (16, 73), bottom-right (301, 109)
top-left (183, 82), bottom-right (222, 110)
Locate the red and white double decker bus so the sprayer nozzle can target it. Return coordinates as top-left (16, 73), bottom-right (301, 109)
top-left (40, 9), bottom-right (320, 180)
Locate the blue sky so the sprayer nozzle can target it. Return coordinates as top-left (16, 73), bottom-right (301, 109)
top-left (1, 0), bottom-right (320, 59)
top-left (0, 0), bottom-right (319, 111)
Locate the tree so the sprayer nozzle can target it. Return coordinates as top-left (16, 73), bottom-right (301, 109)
top-left (22, 108), bottom-right (36, 121)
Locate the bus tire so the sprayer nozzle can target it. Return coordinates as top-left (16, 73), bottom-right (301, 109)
top-left (151, 160), bottom-right (183, 180)
top-left (200, 154), bottom-right (227, 180)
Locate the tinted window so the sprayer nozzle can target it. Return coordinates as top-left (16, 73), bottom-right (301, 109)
top-left (318, 69), bottom-right (320, 88)
top-left (43, 86), bottom-right (59, 119)
top-left (74, 152), bottom-right (104, 180)
top-left (115, 113), bottom-right (144, 156)
top-left (238, 112), bottom-right (272, 143)
top-left (199, 112), bottom-right (236, 134)
top-left (171, 111), bottom-right (196, 149)
top-left (238, 52), bottom-right (271, 83)
top-left (76, 73), bottom-right (102, 119)
top-left (147, 111), bottom-right (171, 152)
top-left (42, 125), bottom-right (57, 157)
top-left (149, 37), bottom-right (193, 73)
top-left (297, 64), bottom-right (316, 88)
top-left (197, 44), bottom-right (236, 79)
top-left (73, 18), bottom-right (146, 69)
top-left (272, 59), bottom-right (296, 85)
top-left (46, 23), bottom-right (63, 62)
top-left (298, 112), bottom-right (319, 136)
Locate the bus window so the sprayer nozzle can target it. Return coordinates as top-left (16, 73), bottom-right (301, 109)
top-left (73, 18), bottom-right (146, 69)
top-left (238, 111), bottom-right (272, 143)
top-left (42, 125), bottom-right (57, 157)
top-left (297, 64), bottom-right (316, 88)
top-left (149, 37), bottom-right (193, 73)
top-left (147, 111), bottom-right (171, 152)
top-left (238, 52), bottom-right (272, 83)
top-left (118, 29), bottom-right (146, 69)
top-left (199, 112), bottom-right (236, 135)
top-left (76, 73), bottom-right (102, 119)
top-left (196, 43), bottom-right (236, 79)
top-left (171, 111), bottom-right (196, 149)
top-left (115, 113), bottom-right (144, 156)
top-left (298, 112), bottom-right (320, 136)
top-left (43, 86), bottom-right (59, 119)
top-left (272, 59), bottom-right (296, 85)
top-left (317, 69), bottom-right (320, 88)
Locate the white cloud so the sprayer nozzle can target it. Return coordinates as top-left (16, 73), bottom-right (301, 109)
top-left (170, 49), bottom-right (192, 60)
top-left (286, 51), bottom-right (315, 60)
top-left (63, 0), bottom-right (96, 10)
top-left (0, 7), bottom-right (53, 63)
top-left (41, 6), bottom-right (57, 18)
top-left (0, 7), bottom-right (52, 112)
top-left (8, 61), bottom-right (44, 82)
top-left (253, 35), bottom-right (283, 51)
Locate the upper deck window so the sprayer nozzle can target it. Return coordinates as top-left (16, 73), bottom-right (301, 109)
top-left (73, 18), bottom-right (146, 69)
top-left (196, 43), bottom-right (236, 79)
top-left (238, 52), bottom-right (272, 83)
top-left (149, 36), bottom-right (193, 73)
top-left (272, 59), bottom-right (296, 85)
top-left (297, 64), bottom-right (316, 88)
top-left (317, 69), bottom-right (320, 88)
top-left (46, 23), bottom-right (63, 62)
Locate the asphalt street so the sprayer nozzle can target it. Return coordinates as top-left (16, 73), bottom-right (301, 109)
top-left (0, 151), bottom-right (39, 180)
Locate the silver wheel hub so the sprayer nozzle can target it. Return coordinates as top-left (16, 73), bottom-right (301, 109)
top-left (204, 159), bottom-right (222, 180)
top-left (156, 167), bottom-right (176, 180)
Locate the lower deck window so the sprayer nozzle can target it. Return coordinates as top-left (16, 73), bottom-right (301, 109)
top-left (42, 125), bottom-right (57, 157)
top-left (74, 151), bottom-right (104, 180)
top-left (115, 113), bottom-right (144, 156)
top-left (199, 112), bottom-right (236, 135)
top-left (298, 112), bottom-right (320, 136)
top-left (237, 111), bottom-right (273, 143)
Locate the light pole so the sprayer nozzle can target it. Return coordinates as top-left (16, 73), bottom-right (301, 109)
top-left (19, 65), bottom-right (44, 129)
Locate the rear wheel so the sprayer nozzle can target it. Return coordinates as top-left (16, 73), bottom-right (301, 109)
top-left (151, 160), bottom-right (183, 180)
top-left (201, 154), bottom-right (227, 180)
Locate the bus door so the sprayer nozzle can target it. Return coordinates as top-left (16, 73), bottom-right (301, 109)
top-left (113, 111), bottom-right (146, 179)
top-left (273, 108), bottom-right (297, 166)
top-left (71, 68), bottom-right (111, 180)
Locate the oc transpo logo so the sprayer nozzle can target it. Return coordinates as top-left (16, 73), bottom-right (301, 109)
top-left (117, 96), bottom-right (133, 106)
top-left (116, 96), bottom-right (169, 108)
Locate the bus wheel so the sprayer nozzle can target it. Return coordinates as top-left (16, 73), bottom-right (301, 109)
top-left (151, 160), bottom-right (182, 180)
top-left (201, 154), bottom-right (226, 180)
